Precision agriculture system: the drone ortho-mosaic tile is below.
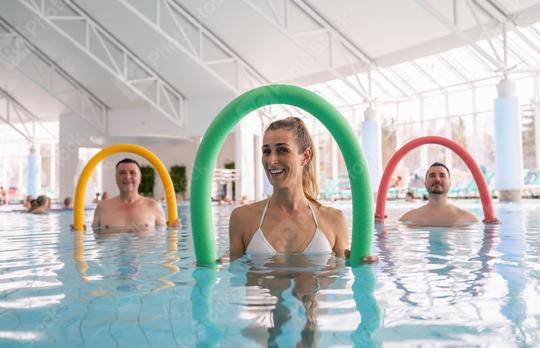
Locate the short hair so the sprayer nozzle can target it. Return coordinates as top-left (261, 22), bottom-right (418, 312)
top-left (115, 158), bottom-right (141, 170)
top-left (64, 196), bottom-right (72, 206)
top-left (36, 195), bottom-right (49, 206)
top-left (427, 162), bottom-right (450, 177)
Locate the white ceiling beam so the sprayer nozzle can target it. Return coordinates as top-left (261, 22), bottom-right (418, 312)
top-left (472, 0), bottom-right (540, 60)
top-left (115, 0), bottom-right (269, 93)
top-left (243, 0), bottom-right (378, 102)
top-left (0, 87), bottom-right (56, 142)
top-left (114, 0), bottom-right (296, 120)
top-left (415, 0), bottom-right (508, 73)
top-left (0, 18), bottom-right (108, 133)
top-left (295, 0), bottom-right (415, 99)
top-left (18, 0), bottom-right (185, 127)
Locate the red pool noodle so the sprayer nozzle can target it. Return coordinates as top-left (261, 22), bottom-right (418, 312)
top-left (375, 136), bottom-right (498, 223)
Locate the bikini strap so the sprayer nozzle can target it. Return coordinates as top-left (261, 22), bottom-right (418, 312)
top-left (307, 201), bottom-right (319, 228)
top-left (258, 199), bottom-right (270, 229)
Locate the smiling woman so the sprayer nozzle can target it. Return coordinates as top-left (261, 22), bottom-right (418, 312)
top-left (229, 117), bottom-right (368, 261)
top-left (190, 84), bottom-right (375, 265)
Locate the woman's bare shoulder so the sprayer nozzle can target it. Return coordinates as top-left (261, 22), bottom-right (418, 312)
top-left (316, 204), bottom-right (346, 221)
top-left (231, 199), bottom-right (268, 219)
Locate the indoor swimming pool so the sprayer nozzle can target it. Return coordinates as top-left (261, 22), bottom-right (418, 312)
top-left (0, 200), bottom-right (539, 347)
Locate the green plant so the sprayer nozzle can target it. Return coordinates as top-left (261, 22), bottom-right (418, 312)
top-left (170, 165), bottom-right (187, 195)
top-left (139, 165), bottom-right (155, 197)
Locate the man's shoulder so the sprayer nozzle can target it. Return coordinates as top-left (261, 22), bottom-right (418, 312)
top-left (141, 197), bottom-right (162, 208)
top-left (399, 205), bottom-right (428, 221)
top-left (451, 204), bottom-right (479, 222)
top-left (96, 197), bottom-right (117, 208)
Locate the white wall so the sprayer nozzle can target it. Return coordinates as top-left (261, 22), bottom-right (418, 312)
top-left (235, 112), bottom-right (264, 201)
top-left (100, 135), bottom-right (234, 200)
top-left (59, 92), bottom-right (239, 201)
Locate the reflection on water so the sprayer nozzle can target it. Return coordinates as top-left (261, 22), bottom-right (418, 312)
top-left (1, 202), bottom-right (540, 346)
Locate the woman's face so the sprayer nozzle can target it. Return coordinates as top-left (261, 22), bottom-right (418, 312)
top-left (262, 129), bottom-right (311, 188)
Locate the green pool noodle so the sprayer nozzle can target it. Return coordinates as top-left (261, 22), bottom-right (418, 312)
top-left (190, 84), bottom-right (373, 265)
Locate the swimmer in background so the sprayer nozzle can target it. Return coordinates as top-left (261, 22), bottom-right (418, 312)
top-left (399, 162), bottom-right (484, 226)
top-left (405, 191), bottom-right (415, 202)
top-left (91, 158), bottom-right (178, 230)
top-left (28, 195), bottom-right (50, 214)
top-left (229, 117), bottom-right (377, 262)
top-left (239, 195), bottom-right (250, 205)
top-left (64, 196), bottom-right (74, 209)
top-left (23, 195), bottom-right (33, 209)
top-left (0, 186), bottom-right (7, 205)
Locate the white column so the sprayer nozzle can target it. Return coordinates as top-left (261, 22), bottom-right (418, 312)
top-left (50, 143), bottom-right (56, 197)
top-left (420, 99), bottom-right (428, 169)
top-left (27, 145), bottom-right (41, 197)
top-left (234, 120), bottom-right (255, 200)
top-left (1, 153), bottom-right (6, 189)
top-left (444, 94), bottom-right (453, 168)
top-left (311, 118), bottom-right (320, 181)
top-left (535, 75), bottom-right (540, 171)
top-left (234, 124), bottom-right (243, 202)
top-left (472, 86), bottom-right (481, 164)
top-left (18, 160), bottom-right (24, 196)
top-left (331, 140), bottom-right (339, 181)
top-left (395, 103), bottom-right (402, 148)
top-left (362, 106), bottom-right (382, 193)
top-left (494, 79), bottom-right (523, 202)
top-left (313, 134), bottom-right (320, 180)
top-left (254, 134), bottom-right (263, 200)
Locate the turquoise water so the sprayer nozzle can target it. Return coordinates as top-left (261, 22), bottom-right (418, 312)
top-left (0, 200), bottom-right (539, 347)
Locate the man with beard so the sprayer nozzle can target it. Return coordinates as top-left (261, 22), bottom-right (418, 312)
top-left (399, 162), bottom-right (479, 225)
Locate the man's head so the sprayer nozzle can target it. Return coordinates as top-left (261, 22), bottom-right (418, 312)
top-left (115, 158), bottom-right (141, 194)
top-left (425, 162), bottom-right (450, 195)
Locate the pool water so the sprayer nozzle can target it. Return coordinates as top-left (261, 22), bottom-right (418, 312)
top-left (0, 200), bottom-right (539, 347)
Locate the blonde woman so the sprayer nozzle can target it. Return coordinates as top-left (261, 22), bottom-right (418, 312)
top-left (229, 117), bottom-right (377, 263)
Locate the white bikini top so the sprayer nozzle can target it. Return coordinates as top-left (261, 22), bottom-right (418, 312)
top-left (246, 200), bottom-right (332, 254)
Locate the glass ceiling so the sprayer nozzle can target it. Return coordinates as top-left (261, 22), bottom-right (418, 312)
top-left (308, 21), bottom-right (540, 109)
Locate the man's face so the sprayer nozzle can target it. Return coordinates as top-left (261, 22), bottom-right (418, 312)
top-left (425, 165), bottom-right (450, 195)
top-left (115, 163), bottom-right (141, 194)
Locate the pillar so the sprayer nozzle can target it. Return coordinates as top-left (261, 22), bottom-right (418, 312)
top-left (27, 145), bottom-right (41, 197)
top-left (331, 138), bottom-right (339, 181)
top-left (534, 75), bottom-right (540, 170)
top-left (50, 143), bottom-right (56, 197)
top-left (254, 134), bottom-right (263, 200)
top-left (494, 79), bottom-right (523, 202)
top-left (362, 106), bottom-right (382, 193)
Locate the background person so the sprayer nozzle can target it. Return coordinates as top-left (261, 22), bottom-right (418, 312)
top-left (28, 195), bottom-right (50, 214)
top-left (0, 187), bottom-right (7, 205)
top-left (64, 196), bottom-right (74, 209)
top-left (91, 158), bottom-right (168, 230)
top-left (399, 162), bottom-right (479, 226)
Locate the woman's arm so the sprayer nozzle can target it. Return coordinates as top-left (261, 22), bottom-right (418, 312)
top-left (229, 207), bottom-right (246, 260)
top-left (330, 207), bottom-right (379, 263)
top-left (331, 209), bottom-right (349, 258)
